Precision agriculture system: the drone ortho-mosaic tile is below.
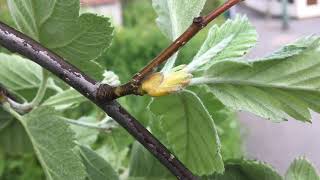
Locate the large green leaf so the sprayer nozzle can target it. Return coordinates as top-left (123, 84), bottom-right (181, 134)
top-left (96, 128), bottom-right (133, 171)
top-left (0, 109), bottom-right (33, 155)
top-left (8, 0), bottom-right (114, 79)
top-left (129, 142), bottom-right (174, 179)
top-left (150, 90), bottom-right (223, 175)
top-left (79, 145), bottom-right (119, 180)
top-left (0, 53), bottom-right (56, 93)
top-left (205, 159), bottom-right (282, 180)
top-left (152, 0), bottom-right (206, 71)
top-left (42, 88), bottom-right (85, 110)
top-left (22, 107), bottom-right (86, 180)
top-left (187, 15), bottom-right (257, 72)
top-left (70, 117), bottom-right (99, 146)
top-left (152, 0), bottom-right (206, 40)
top-left (285, 157), bottom-right (320, 180)
top-left (0, 53), bottom-right (61, 102)
top-left (189, 86), bottom-right (243, 160)
top-left (201, 37), bottom-right (320, 122)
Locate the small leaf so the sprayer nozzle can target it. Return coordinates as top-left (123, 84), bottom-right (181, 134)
top-left (129, 142), bottom-right (174, 179)
top-left (187, 15), bottom-right (257, 72)
top-left (22, 107), bottom-right (86, 180)
top-left (79, 145), bottom-right (119, 180)
top-left (152, 0), bottom-right (206, 72)
top-left (203, 36), bottom-right (320, 122)
top-left (42, 88), bottom-right (85, 110)
top-left (285, 157), bottom-right (320, 180)
top-left (150, 90), bottom-right (224, 175)
top-left (205, 159), bottom-right (282, 180)
top-left (8, 0), bottom-right (114, 79)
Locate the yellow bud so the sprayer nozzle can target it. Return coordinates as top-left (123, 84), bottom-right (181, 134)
top-left (141, 65), bottom-right (192, 97)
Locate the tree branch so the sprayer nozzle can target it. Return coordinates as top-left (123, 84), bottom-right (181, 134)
top-left (0, 83), bottom-right (31, 113)
top-left (103, 0), bottom-right (244, 99)
top-left (0, 21), bottom-right (197, 179)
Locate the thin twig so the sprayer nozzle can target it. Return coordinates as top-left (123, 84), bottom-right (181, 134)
top-left (0, 21), bottom-right (197, 179)
top-left (105, 0), bottom-right (244, 99)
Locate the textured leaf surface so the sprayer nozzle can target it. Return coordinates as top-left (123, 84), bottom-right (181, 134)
top-left (150, 90), bottom-right (223, 175)
top-left (285, 157), bottom-right (320, 180)
top-left (79, 145), bottom-right (119, 180)
top-left (71, 117), bottom-right (99, 146)
top-left (8, 0), bottom-right (113, 79)
top-left (22, 107), bottom-right (86, 180)
top-left (0, 53), bottom-right (60, 101)
top-left (203, 37), bottom-right (320, 122)
top-left (152, 0), bottom-right (206, 71)
top-left (129, 142), bottom-right (174, 179)
top-left (96, 128), bottom-right (133, 171)
top-left (0, 53), bottom-right (47, 92)
top-left (187, 15), bottom-right (257, 72)
top-left (205, 160), bottom-right (282, 180)
top-left (0, 109), bottom-right (33, 155)
top-left (42, 88), bottom-right (85, 110)
top-left (152, 0), bottom-right (206, 40)
top-left (189, 86), bottom-right (243, 160)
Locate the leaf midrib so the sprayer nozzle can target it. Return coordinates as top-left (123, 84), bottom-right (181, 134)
top-left (207, 78), bottom-right (320, 93)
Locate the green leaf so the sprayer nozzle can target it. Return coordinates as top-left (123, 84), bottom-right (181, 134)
top-left (0, 53), bottom-right (61, 102)
top-left (0, 53), bottom-right (57, 94)
top-left (96, 128), bottom-right (133, 171)
top-left (203, 36), bottom-right (320, 122)
top-left (285, 157), bottom-right (320, 180)
top-left (189, 86), bottom-right (243, 160)
top-left (79, 145), bottom-right (119, 180)
top-left (150, 90), bottom-right (224, 175)
top-left (205, 159), bottom-right (282, 180)
top-left (152, 0), bottom-right (206, 71)
top-left (187, 15), bottom-right (257, 72)
top-left (8, 0), bottom-right (114, 79)
top-left (70, 117), bottom-right (99, 146)
top-left (22, 107), bottom-right (86, 180)
top-left (129, 142), bottom-right (174, 179)
top-left (42, 88), bottom-right (85, 110)
top-left (152, 0), bottom-right (206, 40)
top-left (0, 109), bottom-right (33, 155)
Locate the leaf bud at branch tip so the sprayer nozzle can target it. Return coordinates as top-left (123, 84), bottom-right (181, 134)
top-left (141, 65), bottom-right (192, 97)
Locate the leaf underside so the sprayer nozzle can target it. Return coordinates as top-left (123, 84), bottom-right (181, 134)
top-left (205, 37), bottom-right (320, 122)
top-left (285, 157), bottom-right (320, 180)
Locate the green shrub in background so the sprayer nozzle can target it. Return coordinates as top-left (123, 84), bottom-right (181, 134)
top-left (121, 0), bottom-right (157, 28)
top-left (0, 0), bottom-right (13, 54)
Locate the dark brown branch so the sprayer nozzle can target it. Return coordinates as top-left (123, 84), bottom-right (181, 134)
top-left (0, 22), bottom-right (197, 179)
top-left (0, 83), bottom-right (14, 102)
top-left (0, 83), bottom-right (31, 113)
top-left (106, 0), bottom-right (244, 99)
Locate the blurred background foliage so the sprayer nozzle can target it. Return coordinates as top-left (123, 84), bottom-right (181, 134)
top-left (0, 0), bottom-right (243, 179)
